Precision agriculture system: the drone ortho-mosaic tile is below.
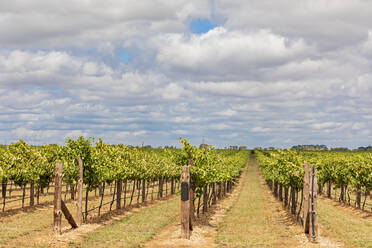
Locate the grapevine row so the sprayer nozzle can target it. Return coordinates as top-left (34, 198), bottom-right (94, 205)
top-left (0, 137), bottom-right (249, 216)
top-left (256, 149), bottom-right (372, 212)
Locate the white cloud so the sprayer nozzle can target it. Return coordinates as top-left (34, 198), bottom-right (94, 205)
top-left (217, 109), bottom-right (238, 117)
top-left (251, 127), bottom-right (272, 132)
top-left (312, 122), bottom-right (342, 130)
top-left (209, 123), bottom-right (230, 130)
top-left (0, 0), bottom-right (211, 49)
top-left (154, 28), bottom-right (312, 78)
top-left (1, 1), bottom-right (372, 148)
top-left (133, 130), bottom-right (147, 136)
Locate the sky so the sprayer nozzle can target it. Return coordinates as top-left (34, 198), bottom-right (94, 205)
top-left (1, 0), bottom-right (372, 149)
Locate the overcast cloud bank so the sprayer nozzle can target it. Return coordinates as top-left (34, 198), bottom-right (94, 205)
top-left (1, 0), bottom-right (372, 148)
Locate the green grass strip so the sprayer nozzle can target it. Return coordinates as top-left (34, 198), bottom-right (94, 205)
top-left (318, 199), bottom-right (372, 247)
top-left (69, 198), bottom-right (180, 248)
top-left (216, 156), bottom-right (301, 247)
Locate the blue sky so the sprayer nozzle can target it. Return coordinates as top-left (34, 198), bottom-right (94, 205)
top-left (189, 19), bottom-right (216, 34)
top-left (1, 1), bottom-right (372, 149)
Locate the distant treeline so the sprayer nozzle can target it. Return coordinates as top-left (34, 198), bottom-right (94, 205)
top-left (291, 144), bottom-right (372, 151)
top-left (291, 144), bottom-right (328, 151)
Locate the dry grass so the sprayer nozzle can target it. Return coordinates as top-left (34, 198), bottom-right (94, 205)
top-left (0, 181), bottom-right (176, 247)
top-left (0, 180), bottom-right (173, 219)
top-left (143, 165), bottom-right (247, 248)
top-left (216, 156), bottom-right (303, 247)
top-left (318, 197), bottom-right (372, 248)
top-left (216, 155), bottom-right (346, 248)
top-left (0, 205), bottom-right (53, 246)
top-left (68, 198), bottom-right (180, 248)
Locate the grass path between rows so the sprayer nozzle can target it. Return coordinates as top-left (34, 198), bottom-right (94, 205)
top-left (318, 197), bottom-right (372, 248)
top-left (216, 154), bottom-right (305, 247)
top-left (0, 193), bottom-right (130, 247)
top-left (0, 191), bottom-right (178, 247)
top-left (0, 202), bottom-right (72, 246)
top-left (142, 164), bottom-right (249, 248)
top-left (69, 197), bottom-right (180, 248)
top-left (217, 154), bottom-right (372, 248)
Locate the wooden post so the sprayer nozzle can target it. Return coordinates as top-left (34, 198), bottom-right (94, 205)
top-left (21, 185), bottom-right (26, 209)
top-left (188, 159), bottom-right (195, 230)
top-left (356, 185), bottom-right (362, 209)
top-left (291, 187), bottom-right (297, 214)
top-left (171, 178), bottom-right (174, 195)
top-left (303, 162), bottom-right (310, 233)
top-left (181, 166), bottom-right (190, 239)
top-left (202, 185), bottom-right (208, 213)
top-left (76, 157), bottom-right (83, 226)
top-left (54, 162), bottom-right (63, 235)
top-left (2, 182), bottom-right (6, 212)
top-left (123, 180), bottom-right (127, 207)
top-left (117, 180), bottom-right (122, 209)
top-left (30, 180), bottom-right (34, 207)
top-left (303, 162), bottom-right (318, 242)
top-left (71, 183), bottom-right (75, 200)
top-left (142, 179), bottom-right (146, 203)
top-left (309, 165), bottom-right (318, 242)
top-left (61, 200), bottom-right (78, 228)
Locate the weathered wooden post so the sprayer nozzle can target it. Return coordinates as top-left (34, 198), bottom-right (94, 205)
top-left (202, 185), bottom-right (208, 213)
top-left (30, 180), bottom-right (35, 207)
top-left (188, 159), bottom-right (195, 229)
top-left (54, 162), bottom-right (63, 235)
top-left (2, 182), bottom-right (7, 212)
top-left (303, 162), bottom-right (310, 232)
top-left (181, 166), bottom-right (190, 239)
top-left (303, 162), bottom-right (318, 242)
top-left (309, 165), bottom-right (318, 242)
top-left (142, 179), bottom-right (146, 203)
top-left (76, 157), bottom-right (83, 226)
top-left (61, 200), bottom-right (78, 228)
top-left (117, 180), bottom-right (122, 209)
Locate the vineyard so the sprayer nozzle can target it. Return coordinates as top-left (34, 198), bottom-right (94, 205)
top-left (0, 139), bottom-right (371, 247)
top-left (0, 137), bottom-right (249, 220)
top-left (256, 149), bottom-right (372, 216)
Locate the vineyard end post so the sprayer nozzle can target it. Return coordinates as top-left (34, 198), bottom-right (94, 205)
top-left (76, 157), bottom-right (83, 226)
top-left (188, 159), bottom-right (195, 228)
top-left (303, 162), bottom-right (310, 233)
top-left (116, 180), bottom-right (122, 210)
top-left (309, 165), bottom-right (318, 242)
top-left (53, 162), bottom-right (63, 235)
top-left (181, 166), bottom-right (190, 239)
top-left (303, 162), bottom-right (318, 242)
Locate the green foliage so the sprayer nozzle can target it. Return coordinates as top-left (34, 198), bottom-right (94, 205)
top-left (256, 149), bottom-right (372, 192)
top-left (178, 138), bottom-right (249, 187)
top-left (0, 137), bottom-right (250, 193)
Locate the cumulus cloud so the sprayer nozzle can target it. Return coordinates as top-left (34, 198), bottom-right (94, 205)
top-left (154, 28), bottom-right (312, 80)
top-left (1, 1), bottom-right (372, 148)
top-left (0, 0), bottom-right (211, 49)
